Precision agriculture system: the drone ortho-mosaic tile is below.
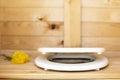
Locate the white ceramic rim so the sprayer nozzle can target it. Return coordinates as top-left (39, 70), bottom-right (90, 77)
top-left (34, 54), bottom-right (108, 71)
top-left (38, 48), bottom-right (105, 54)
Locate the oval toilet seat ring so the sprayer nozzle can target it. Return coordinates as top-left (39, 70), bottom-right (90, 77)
top-left (34, 54), bottom-right (108, 71)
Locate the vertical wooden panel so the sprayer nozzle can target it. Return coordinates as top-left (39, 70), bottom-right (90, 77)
top-left (64, 0), bottom-right (81, 47)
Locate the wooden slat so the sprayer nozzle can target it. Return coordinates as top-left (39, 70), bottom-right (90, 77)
top-left (81, 0), bottom-right (120, 8)
top-left (82, 8), bottom-right (120, 22)
top-left (1, 36), bottom-right (63, 50)
top-left (1, 21), bottom-right (63, 36)
top-left (0, 0), bottom-right (63, 8)
top-left (0, 8), bottom-right (4, 21)
top-left (64, 0), bottom-right (81, 47)
top-left (82, 22), bottom-right (120, 37)
top-left (4, 8), bottom-right (63, 21)
top-left (82, 37), bottom-right (120, 52)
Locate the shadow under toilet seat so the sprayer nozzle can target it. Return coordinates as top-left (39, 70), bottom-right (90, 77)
top-left (35, 54), bottom-right (108, 71)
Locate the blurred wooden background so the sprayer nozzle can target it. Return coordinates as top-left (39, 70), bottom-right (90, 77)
top-left (0, 0), bottom-right (120, 52)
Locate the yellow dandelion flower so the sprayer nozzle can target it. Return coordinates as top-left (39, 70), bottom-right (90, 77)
top-left (11, 51), bottom-right (30, 64)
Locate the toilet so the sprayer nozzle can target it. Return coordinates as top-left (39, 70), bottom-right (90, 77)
top-left (35, 48), bottom-right (108, 71)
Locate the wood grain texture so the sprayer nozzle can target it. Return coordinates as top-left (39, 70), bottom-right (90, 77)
top-left (0, 50), bottom-right (120, 79)
top-left (81, 0), bottom-right (120, 8)
top-left (0, 8), bottom-right (4, 21)
top-left (0, 22), bottom-right (3, 50)
top-left (1, 21), bottom-right (63, 36)
top-left (64, 0), bottom-right (81, 47)
top-left (1, 36), bottom-right (63, 50)
top-left (82, 8), bottom-right (120, 22)
top-left (0, 0), bottom-right (63, 8)
top-left (82, 37), bottom-right (120, 52)
top-left (82, 22), bottom-right (120, 37)
top-left (3, 8), bottom-right (63, 21)
top-left (0, 0), bottom-right (3, 7)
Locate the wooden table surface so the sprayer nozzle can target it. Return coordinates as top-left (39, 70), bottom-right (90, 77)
top-left (0, 50), bottom-right (120, 79)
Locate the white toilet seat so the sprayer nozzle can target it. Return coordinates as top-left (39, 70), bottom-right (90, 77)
top-left (35, 54), bottom-right (108, 71)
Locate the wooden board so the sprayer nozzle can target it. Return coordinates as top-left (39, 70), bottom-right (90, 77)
top-left (0, 0), bottom-right (63, 8)
top-left (81, 0), bottom-right (120, 8)
top-left (82, 22), bottom-right (120, 37)
top-left (82, 37), bottom-right (120, 52)
top-left (1, 21), bottom-right (63, 36)
top-left (0, 22), bottom-right (3, 50)
top-left (82, 8), bottom-right (120, 22)
top-left (0, 50), bottom-right (120, 79)
top-left (1, 36), bottom-right (63, 50)
top-left (0, 8), bottom-right (4, 21)
top-left (64, 0), bottom-right (81, 47)
top-left (3, 8), bottom-right (63, 21)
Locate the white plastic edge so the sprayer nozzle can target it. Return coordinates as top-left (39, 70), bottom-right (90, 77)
top-left (38, 48), bottom-right (105, 54)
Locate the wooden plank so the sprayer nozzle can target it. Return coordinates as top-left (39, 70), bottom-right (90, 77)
top-left (82, 37), bottom-right (120, 52)
top-left (82, 8), bottom-right (120, 22)
top-left (0, 0), bottom-right (4, 7)
top-left (0, 22), bottom-right (3, 50)
top-left (4, 8), bottom-right (64, 21)
top-left (0, 8), bottom-right (4, 21)
top-left (1, 21), bottom-right (63, 36)
top-left (0, 50), bottom-right (120, 79)
top-left (82, 22), bottom-right (120, 37)
top-left (81, 0), bottom-right (120, 8)
top-left (64, 0), bottom-right (81, 47)
top-left (1, 36), bottom-right (63, 50)
top-left (0, 0), bottom-right (63, 8)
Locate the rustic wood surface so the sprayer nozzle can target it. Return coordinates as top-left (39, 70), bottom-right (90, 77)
top-left (1, 21), bottom-right (63, 36)
top-left (0, 0), bottom-right (120, 53)
top-left (81, 0), bottom-right (120, 8)
top-left (0, 0), bottom-right (63, 8)
top-left (1, 36), bottom-right (63, 50)
top-left (0, 50), bottom-right (120, 79)
top-left (64, 0), bottom-right (81, 47)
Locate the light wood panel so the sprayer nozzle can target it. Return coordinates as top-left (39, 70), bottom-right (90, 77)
top-left (81, 0), bottom-right (120, 8)
top-left (1, 36), bottom-right (63, 50)
top-left (82, 8), bottom-right (120, 22)
top-left (0, 0), bottom-right (4, 8)
top-left (0, 51), bottom-right (120, 79)
top-left (64, 0), bottom-right (81, 47)
top-left (82, 22), bottom-right (120, 37)
top-left (1, 21), bottom-right (63, 36)
top-left (0, 0), bottom-right (63, 8)
top-left (4, 8), bottom-right (63, 21)
top-left (0, 22), bottom-right (3, 50)
top-left (82, 37), bottom-right (120, 52)
top-left (0, 8), bottom-right (4, 21)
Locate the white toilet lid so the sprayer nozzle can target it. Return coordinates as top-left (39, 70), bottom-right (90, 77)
top-left (34, 54), bottom-right (108, 71)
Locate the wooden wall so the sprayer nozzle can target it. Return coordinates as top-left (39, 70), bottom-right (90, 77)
top-left (81, 0), bottom-right (120, 52)
top-left (0, 0), bottom-right (120, 52)
top-left (0, 23), bottom-right (1, 50)
top-left (0, 0), bottom-right (64, 50)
